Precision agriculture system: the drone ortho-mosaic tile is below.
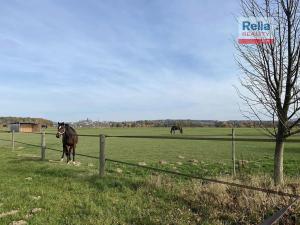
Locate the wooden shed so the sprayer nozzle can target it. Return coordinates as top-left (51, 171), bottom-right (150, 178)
top-left (9, 122), bottom-right (40, 133)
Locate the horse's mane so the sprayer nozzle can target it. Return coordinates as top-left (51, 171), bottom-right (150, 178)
top-left (65, 124), bottom-right (77, 134)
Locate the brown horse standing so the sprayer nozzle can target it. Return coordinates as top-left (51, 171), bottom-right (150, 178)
top-left (56, 122), bottom-right (78, 163)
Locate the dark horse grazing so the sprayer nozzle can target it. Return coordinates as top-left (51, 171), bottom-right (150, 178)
top-left (56, 122), bottom-right (78, 163)
top-left (170, 125), bottom-right (183, 134)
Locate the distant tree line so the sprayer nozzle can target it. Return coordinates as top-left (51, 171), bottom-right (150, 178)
top-left (0, 117), bottom-right (53, 127)
top-left (72, 119), bottom-right (278, 128)
top-left (0, 117), bottom-right (281, 129)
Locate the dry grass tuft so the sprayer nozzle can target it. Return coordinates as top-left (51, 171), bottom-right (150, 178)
top-left (115, 168), bottom-right (123, 174)
top-left (147, 174), bottom-right (300, 224)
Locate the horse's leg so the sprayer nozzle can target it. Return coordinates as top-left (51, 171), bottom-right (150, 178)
top-left (72, 144), bottom-right (76, 163)
top-left (68, 146), bottom-right (74, 164)
top-left (68, 147), bottom-right (72, 163)
top-left (66, 146), bottom-right (71, 163)
top-left (61, 145), bottom-right (66, 161)
top-left (68, 146), bottom-right (73, 163)
top-left (60, 151), bottom-right (64, 161)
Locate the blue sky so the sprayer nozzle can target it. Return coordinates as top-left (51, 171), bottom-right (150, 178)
top-left (0, 0), bottom-right (241, 121)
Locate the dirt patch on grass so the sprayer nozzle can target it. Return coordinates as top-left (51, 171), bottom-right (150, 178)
top-left (25, 208), bottom-right (43, 219)
top-left (0, 210), bottom-right (19, 218)
top-left (31, 196), bottom-right (41, 201)
top-left (10, 220), bottom-right (27, 225)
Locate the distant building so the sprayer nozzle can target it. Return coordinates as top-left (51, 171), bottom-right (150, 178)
top-left (9, 122), bottom-right (40, 133)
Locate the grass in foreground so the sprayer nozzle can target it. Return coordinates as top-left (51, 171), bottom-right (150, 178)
top-left (0, 147), bottom-right (299, 225)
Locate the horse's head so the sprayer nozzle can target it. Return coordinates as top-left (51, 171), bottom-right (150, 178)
top-left (56, 122), bottom-right (66, 138)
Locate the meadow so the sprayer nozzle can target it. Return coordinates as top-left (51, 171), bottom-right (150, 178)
top-left (1, 127), bottom-right (300, 177)
top-left (0, 127), bottom-right (299, 224)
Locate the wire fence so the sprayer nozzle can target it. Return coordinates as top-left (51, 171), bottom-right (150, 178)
top-left (4, 129), bottom-right (300, 142)
top-left (0, 129), bottom-right (299, 224)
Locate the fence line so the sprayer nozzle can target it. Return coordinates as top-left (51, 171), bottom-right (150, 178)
top-left (11, 130), bottom-right (15, 150)
top-left (2, 129), bottom-right (300, 142)
top-left (1, 131), bottom-right (299, 197)
top-left (44, 146), bottom-right (99, 159)
top-left (0, 137), bottom-right (99, 159)
top-left (41, 131), bottom-right (46, 161)
top-left (106, 158), bottom-right (299, 198)
top-left (259, 196), bottom-right (300, 225)
top-left (105, 135), bottom-right (300, 143)
top-left (3, 136), bottom-right (299, 198)
top-left (2, 133), bottom-right (299, 198)
top-left (232, 128), bottom-right (236, 176)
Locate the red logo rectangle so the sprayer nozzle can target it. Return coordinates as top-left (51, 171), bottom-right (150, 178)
top-left (238, 38), bottom-right (274, 44)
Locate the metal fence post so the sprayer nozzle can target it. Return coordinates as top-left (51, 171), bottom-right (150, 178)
top-left (232, 128), bottom-right (236, 177)
top-left (99, 134), bottom-right (106, 177)
top-left (41, 131), bottom-right (46, 161)
top-left (12, 130), bottom-right (15, 150)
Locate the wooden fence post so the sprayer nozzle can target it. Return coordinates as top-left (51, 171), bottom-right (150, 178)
top-left (41, 131), bottom-right (46, 161)
top-left (12, 130), bottom-right (15, 150)
top-left (99, 134), bottom-right (106, 177)
top-left (232, 128), bottom-right (236, 177)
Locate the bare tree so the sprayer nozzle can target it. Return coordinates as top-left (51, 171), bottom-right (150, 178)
top-left (236, 0), bottom-right (300, 185)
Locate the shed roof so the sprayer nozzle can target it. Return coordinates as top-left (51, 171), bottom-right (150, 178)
top-left (9, 122), bottom-right (39, 125)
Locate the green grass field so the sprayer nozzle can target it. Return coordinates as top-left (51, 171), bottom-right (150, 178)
top-left (0, 127), bottom-right (300, 224)
top-left (0, 127), bottom-right (300, 177)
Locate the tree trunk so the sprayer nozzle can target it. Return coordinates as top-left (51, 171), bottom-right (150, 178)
top-left (274, 139), bottom-right (284, 186)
